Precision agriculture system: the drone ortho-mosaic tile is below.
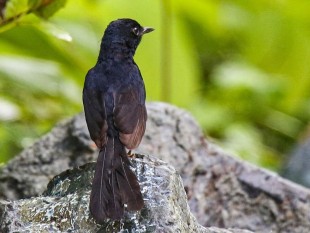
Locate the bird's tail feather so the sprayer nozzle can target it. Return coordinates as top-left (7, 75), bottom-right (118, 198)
top-left (89, 137), bottom-right (144, 222)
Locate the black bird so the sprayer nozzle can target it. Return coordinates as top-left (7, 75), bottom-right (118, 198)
top-left (82, 19), bottom-right (154, 222)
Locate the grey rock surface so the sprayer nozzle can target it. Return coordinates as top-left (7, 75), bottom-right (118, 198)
top-left (1, 102), bottom-right (310, 232)
top-left (0, 155), bottom-right (250, 233)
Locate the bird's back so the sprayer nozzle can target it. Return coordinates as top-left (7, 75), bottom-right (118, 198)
top-left (85, 60), bottom-right (145, 96)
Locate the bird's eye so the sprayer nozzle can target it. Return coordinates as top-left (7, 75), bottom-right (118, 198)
top-left (132, 27), bottom-right (140, 36)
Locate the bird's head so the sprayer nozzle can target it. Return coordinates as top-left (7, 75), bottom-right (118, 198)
top-left (101, 18), bottom-right (154, 53)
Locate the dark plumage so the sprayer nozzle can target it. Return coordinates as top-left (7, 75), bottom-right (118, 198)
top-left (82, 19), bottom-right (153, 222)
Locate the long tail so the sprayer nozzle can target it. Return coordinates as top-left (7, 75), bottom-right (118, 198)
top-left (89, 137), bottom-right (144, 222)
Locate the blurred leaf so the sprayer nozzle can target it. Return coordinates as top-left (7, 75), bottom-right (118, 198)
top-left (212, 61), bottom-right (283, 94)
top-left (0, 21), bottom-right (15, 33)
top-left (0, 55), bottom-right (62, 94)
top-left (27, 0), bottom-right (42, 8)
top-left (34, 0), bottom-right (67, 19)
top-left (220, 122), bottom-right (281, 170)
top-left (1, 0), bottom-right (310, 173)
top-left (191, 100), bottom-right (229, 135)
top-left (0, 55), bottom-right (80, 102)
top-left (0, 98), bottom-right (21, 121)
top-left (3, 0), bottom-right (28, 19)
top-left (176, 0), bottom-right (221, 36)
top-left (263, 110), bottom-right (302, 138)
top-left (37, 21), bottom-right (72, 41)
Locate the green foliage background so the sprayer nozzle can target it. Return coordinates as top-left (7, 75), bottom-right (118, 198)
top-left (1, 0), bottom-right (310, 171)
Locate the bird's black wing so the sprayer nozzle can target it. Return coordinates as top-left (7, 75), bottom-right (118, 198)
top-left (113, 73), bottom-right (147, 149)
top-left (82, 69), bottom-right (108, 149)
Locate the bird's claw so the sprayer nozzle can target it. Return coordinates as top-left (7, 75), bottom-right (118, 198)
top-left (127, 150), bottom-right (136, 158)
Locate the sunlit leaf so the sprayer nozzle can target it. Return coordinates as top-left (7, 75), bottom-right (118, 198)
top-left (0, 98), bottom-right (21, 121)
top-left (37, 21), bottom-right (72, 41)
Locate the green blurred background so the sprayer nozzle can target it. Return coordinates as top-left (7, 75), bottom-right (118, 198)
top-left (1, 0), bottom-right (310, 172)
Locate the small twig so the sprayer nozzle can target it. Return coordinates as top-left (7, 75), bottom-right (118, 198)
top-left (0, 8), bottom-right (33, 28)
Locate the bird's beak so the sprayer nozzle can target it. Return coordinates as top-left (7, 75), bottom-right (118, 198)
top-left (141, 27), bottom-right (154, 35)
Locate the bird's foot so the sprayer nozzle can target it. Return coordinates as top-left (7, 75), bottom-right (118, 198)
top-left (89, 142), bottom-right (97, 151)
top-left (127, 150), bottom-right (136, 158)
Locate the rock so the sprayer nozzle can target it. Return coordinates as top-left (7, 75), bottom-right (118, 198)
top-left (0, 110), bottom-right (97, 200)
top-left (1, 102), bottom-right (310, 232)
top-left (0, 155), bottom-right (250, 233)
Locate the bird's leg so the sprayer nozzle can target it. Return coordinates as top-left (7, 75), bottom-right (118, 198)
top-left (90, 142), bottom-right (97, 150)
top-left (127, 150), bottom-right (136, 158)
